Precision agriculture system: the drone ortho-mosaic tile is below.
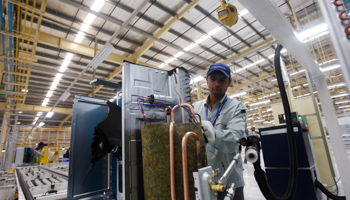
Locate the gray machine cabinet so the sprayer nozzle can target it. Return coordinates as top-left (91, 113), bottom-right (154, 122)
top-left (122, 62), bottom-right (191, 200)
top-left (68, 95), bottom-right (110, 199)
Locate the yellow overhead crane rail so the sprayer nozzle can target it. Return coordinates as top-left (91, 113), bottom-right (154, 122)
top-left (0, 0), bottom-right (46, 106)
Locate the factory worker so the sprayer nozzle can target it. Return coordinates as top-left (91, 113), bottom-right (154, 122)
top-left (194, 63), bottom-right (247, 200)
top-left (35, 142), bottom-right (45, 164)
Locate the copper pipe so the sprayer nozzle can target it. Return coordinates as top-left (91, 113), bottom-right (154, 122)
top-left (164, 108), bottom-right (169, 123)
top-left (171, 104), bottom-right (195, 123)
top-left (169, 121), bottom-right (176, 200)
top-left (169, 103), bottom-right (196, 200)
top-left (182, 131), bottom-right (201, 200)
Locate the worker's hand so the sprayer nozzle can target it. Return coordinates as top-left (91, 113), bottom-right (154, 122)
top-left (201, 120), bottom-right (215, 144)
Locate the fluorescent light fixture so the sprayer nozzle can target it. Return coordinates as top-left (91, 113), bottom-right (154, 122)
top-left (165, 57), bottom-right (176, 64)
top-left (80, 23), bottom-right (90, 32)
top-left (17, 122), bottom-right (21, 125)
top-left (190, 75), bottom-right (204, 84)
top-left (253, 119), bottom-right (265, 123)
top-left (328, 82), bottom-right (345, 88)
top-left (59, 91), bottom-right (71, 102)
top-left (158, 63), bottom-right (167, 68)
top-left (319, 59), bottom-right (338, 65)
top-left (21, 89), bottom-right (28, 92)
top-left (195, 35), bottom-right (210, 44)
top-left (335, 100), bottom-right (350, 104)
top-left (320, 64), bottom-right (341, 72)
top-left (59, 59), bottom-right (70, 72)
top-left (18, 111), bottom-right (23, 114)
top-left (36, 113), bottom-right (41, 116)
top-left (109, 99), bottom-right (114, 102)
top-left (46, 112), bottom-right (54, 118)
top-left (37, 122), bottom-right (45, 128)
top-left (89, 43), bottom-right (115, 69)
top-left (65, 52), bottom-right (74, 61)
top-left (50, 73), bottom-right (63, 90)
top-left (42, 98), bottom-right (49, 106)
top-left (184, 43), bottom-right (197, 51)
top-left (247, 117), bottom-right (254, 120)
top-left (46, 90), bottom-right (53, 98)
top-left (239, 9), bottom-right (249, 16)
top-left (290, 69), bottom-right (305, 76)
top-left (84, 13), bottom-right (96, 25)
top-left (229, 91), bottom-right (247, 98)
top-left (91, 0), bottom-right (105, 12)
top-left (74, 35), bottom-right (84, 43)
top-left (339, 105), bottom-right (350, 109)
top-left (208, 26), bottom-right (223, 36)
top-left (297, 23), bottom-right (328, 41)
top-left (266, 108), bottom-right (272, 112)
top-left (271, 79), bottom-right (277, 82)
top-left (249, 99), bottom-right (271, 107)
top-left (344, 109), bottom-right (350, 112)
top-left (174, 51), bottom-right (184, 58)
top-left (74, 32), bottom-right (85, 43)
top-left (331, 93), bottom-right (349, 98)
top-left (234, 59), bottom-right (265, 73)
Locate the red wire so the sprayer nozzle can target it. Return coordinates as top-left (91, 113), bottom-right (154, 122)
top-left (137, 98), bottom-right (152, 124)
top-left (174, 83), bottom-right (182, 104)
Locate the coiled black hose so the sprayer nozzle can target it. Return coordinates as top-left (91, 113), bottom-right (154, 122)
top-left (252, 44), bottom-right (298, 200)
top-left (253, 44), bottom-right (346, 200)
top-left (315, 179), bottom-right (345, 200)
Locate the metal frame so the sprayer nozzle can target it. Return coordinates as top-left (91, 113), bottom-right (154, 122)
top-left (237, 0), bottom-right (350, 198)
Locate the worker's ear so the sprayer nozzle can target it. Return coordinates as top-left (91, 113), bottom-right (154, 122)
top-left (228, 78), bottom-right (232, 86)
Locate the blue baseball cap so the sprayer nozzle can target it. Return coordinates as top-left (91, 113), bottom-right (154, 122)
top-left (207, 63), bottom-right (231, 78)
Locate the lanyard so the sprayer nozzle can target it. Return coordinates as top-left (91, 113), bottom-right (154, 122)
top-left (206, 96), bottom-right (227, 125)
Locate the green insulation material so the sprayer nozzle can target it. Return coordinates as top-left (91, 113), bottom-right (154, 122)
top-left (141, 122), bottom-right (207, 200)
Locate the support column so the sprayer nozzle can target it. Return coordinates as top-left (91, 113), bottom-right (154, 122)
top-left (196, 83), bottom-right (203, 100)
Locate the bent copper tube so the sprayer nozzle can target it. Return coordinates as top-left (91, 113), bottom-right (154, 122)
top-left (169, 121), bottom-right (176, 200)
top-left (171, 104), bottom-right (195, 123)
top-left (169, 104), bottom-right (196, 200)
top-left (182, 131), bottom-right (202, 200)
top-left (164, 108), bottom-right (169, 123)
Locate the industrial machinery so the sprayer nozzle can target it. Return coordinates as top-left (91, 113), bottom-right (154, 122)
top-left (15, 164), bottom-right (69, 200)
top-left (67, 61), bottom-right (247, 200)
top-left (0, 171), bottom-right (16, 200)
top-left (13, 147), bottom-right (35, 165)
top-left (259, 121), bottom-right (322, 199)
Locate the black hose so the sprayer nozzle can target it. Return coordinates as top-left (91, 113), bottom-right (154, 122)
top-left (315, 179), bottom-right (346, 200)
top-left (253, 44), bottom-right (298, 200)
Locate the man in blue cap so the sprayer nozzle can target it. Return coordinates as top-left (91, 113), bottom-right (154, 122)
top-left (194, 63), bottom-right (247, 200)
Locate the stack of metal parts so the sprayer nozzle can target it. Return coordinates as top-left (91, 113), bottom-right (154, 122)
top-left (16, 166), bottom-right (68, 200)
top-left (0, 171), bottom-right (16, 200)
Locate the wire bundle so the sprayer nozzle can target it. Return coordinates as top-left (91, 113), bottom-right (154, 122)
top-left (136, 96), bottom-right (197, 124)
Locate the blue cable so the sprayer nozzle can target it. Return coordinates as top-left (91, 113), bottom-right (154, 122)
top-left (139, 101), bottom-right (198, 122)
top-left (326, 177), bottom-right (341, 188)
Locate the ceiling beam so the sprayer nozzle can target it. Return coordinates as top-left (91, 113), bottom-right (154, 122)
top-left (58, 114), bottom-right (72, 126)
top-left (0, 103), bottom-right (72, 114)
top-left (130, 0), bottom-right (202, 62)
top-left (37, 31), bottom-right (157, 69)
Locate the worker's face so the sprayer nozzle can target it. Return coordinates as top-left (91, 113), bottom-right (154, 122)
top-left (206, 71), bottom-right (231, 97)
top-left (251, 127), bottom-right (255, 132)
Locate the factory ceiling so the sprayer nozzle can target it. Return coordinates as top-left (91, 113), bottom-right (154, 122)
top-left (0, 0), bottom-right (348, 129)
